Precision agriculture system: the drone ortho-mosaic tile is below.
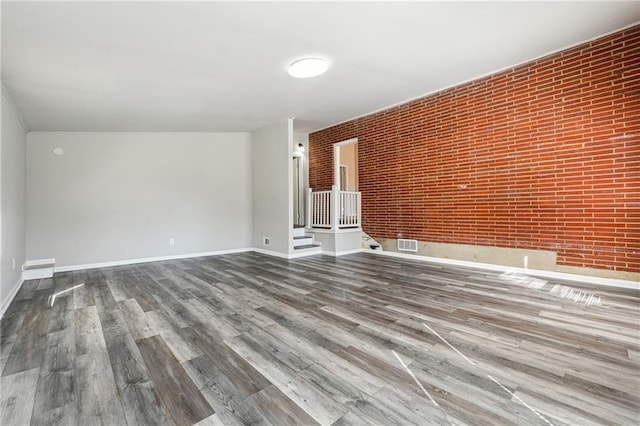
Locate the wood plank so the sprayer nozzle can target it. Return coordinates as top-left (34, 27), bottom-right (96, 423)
top-left (250, 385), bottom-right (319, 426)
top-left (183, 325), bottom-right (272, 396)
top-left (137, 335), bottom-right (214, 424)
top-left (225, 334), bottom-right (349, 424)
top-left (145, 310), bottom-right (203, 362)
top-left (75, 352), bottom-right (127, 425)
top-left (182, 354), bottom-right (272, 425)
top-left (118, 298), bottom-right (158, 340)
top-left (110, 359), bottom-right (171, 426)
top-left (2, 290), bottom-right (51, 376)
top-left (0, 367), bottom-right (40, 426)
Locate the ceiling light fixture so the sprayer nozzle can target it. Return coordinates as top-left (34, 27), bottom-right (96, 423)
top-left (288, 57), bottom-right (329, 78)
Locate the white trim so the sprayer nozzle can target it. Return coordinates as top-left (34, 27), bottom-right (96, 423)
top-left (372, 250), bottom-right (639, 290)
top-left (289, 248), bottom-right (322, 259)
top-left (334, 137), bottom-right (358, 147)
top-left (333, 138), bottom-right (357, 188)
top-left (308, 227), bottom-right (362, 234)
top-left (54, 248), bottom-right (253, 273)
top-left (252, 248), bottom-right (293, 259)
top-left (22, 268), bottom-right (54, 280)
top-left (22, 258), bottom-right (56, 280)
top-left (1, 277), bottom-right (25, 319)
top-left (322, 248), bottom-right (363, 257)
top-left (23, 258), bottom-right (56, 268)
top-left (254, 247), bottom-right (322, 259)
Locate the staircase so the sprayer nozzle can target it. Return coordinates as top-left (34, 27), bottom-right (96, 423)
top-left (292, 227), bottom-right (321, 256)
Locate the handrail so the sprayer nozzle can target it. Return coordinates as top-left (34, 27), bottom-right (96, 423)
top-left (308, 185), bottom-right (361, 229)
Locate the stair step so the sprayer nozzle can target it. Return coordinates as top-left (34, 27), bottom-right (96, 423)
top-left (292, 227), bottom-right (306, 237)
top-left (293, 244), bottom-right (321, 250)
top-left (293, 234), bottom-right (314, 249)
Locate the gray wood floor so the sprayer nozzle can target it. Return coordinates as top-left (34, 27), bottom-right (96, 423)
top-left (1, 252), bottom-right (638, 425)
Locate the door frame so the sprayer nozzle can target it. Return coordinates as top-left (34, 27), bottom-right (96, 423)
top-left (292, 155), bottom-right (304, 227)
top-left (333, 138), bottom-right (358, 189)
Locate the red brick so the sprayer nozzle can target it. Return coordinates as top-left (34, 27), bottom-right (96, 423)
top-left (310, 25), bottom-right (640, 272)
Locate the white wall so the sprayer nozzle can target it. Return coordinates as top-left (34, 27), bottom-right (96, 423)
top-left (1, 89), bottom-right (28, 309)
top-left (26, 132), bottom-right (252, 267)
top-left (252, 119), bottom-right (292, 255)
top-left (294, 131), bottom-right (309, 202)
top-left (293, 132), bottom-right (309, 228)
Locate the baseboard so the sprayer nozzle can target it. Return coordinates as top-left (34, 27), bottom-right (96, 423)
top-left (372, 250), bottom-right (640, 290)
top-left (322, 248), bottom-right (363, 257)
top-left (22, 269), bottom-right (53, 280)
top-left (253, 248), bottom-right (298, 259)
top-left (22, 258), bottom-right (56, 280)
top-left (308, 227), bottom-right (363, 234)
top-left (54, 248), bottom-right (253, 273)
top-left (1, 277), bottom-right (25, 319)
top-left (23, 258), bottom-right (56, 268)
top-left (289, 247), bottom-right (322, 258)
top-left (253, 248), bottom-right (324, 259)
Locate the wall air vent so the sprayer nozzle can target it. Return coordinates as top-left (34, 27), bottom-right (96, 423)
top-left (398, 239), bottom-right (418, 252)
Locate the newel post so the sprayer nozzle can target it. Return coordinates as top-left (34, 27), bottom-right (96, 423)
top-left (331, 185), bottom-right (340, 230)
top-left (357, 192), bottom-right (362, 227)
top-left (307, 188), bottom-right (313, 228)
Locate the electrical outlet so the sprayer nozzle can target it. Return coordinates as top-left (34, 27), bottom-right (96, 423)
top-left (169, 238), bottom-right (175, 246)
top-left (263, 237), bottom-right (270, 246)
top-left (12, 258), bottom-right (16, 270)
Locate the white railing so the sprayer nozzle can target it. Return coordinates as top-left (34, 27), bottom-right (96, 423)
top-left (307, 185), bottom-right (361, 230)
top-left (339, 190), bottom-right (361, 227)
top-left (309, 190), bottom-right (332, 228)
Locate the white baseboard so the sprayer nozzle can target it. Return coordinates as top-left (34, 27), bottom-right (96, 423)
top-left (252, 248), bottom-right (301, 259)
top-left (372, 250), bottom-right (640, 290)
top-left (253, 247), bottom-right (323, 259)
top-left (24, 258), bottom-right (56, 268)
top-left (54, 248), bottom-right (253, 273)
top-left (322, 248), bottom-right (363, 257)
top-left (289, 247), bottom-right (323, 258)
top-left (1, 277), bottom-right (25, 319)
top-left (309, 227), bottom-right (363, 234)
top-left (22, 269), bottom-right (53, 280)
top-left (252, 248), bottom-right (291, 259)
top-left (48, 246), bottom-right (322, 274)
top-left (22, 258), bottom-right (56, 280)
top-left (27, 246), bottom-right (635, 290)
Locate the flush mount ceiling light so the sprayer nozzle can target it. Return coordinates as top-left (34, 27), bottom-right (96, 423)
top-left (287, 57), bottom-right (329, 78)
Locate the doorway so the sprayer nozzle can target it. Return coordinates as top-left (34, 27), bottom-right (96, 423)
top-left (293, 155), bottom-right (304, 227)
top-left (334, 138), bottom-right (358, 191)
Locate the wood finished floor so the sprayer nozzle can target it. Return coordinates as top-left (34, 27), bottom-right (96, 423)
top-left (1, 252), bottom-right (638, 425)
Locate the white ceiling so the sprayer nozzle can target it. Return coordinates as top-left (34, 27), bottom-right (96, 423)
top-left (2, 1), bottom-right (639, 133)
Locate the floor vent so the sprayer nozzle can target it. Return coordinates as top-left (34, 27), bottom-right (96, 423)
top-left (398, 239), bottom-right (418, 252)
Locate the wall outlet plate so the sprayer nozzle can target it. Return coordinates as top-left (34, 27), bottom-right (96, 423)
top-left (169, 238), bottom-right (175, 246)
top-left (263, 237), bottom-right (271, 246)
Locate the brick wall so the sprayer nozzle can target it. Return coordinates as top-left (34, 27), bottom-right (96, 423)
top-left (309, 25), bottom-right (640, 272)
